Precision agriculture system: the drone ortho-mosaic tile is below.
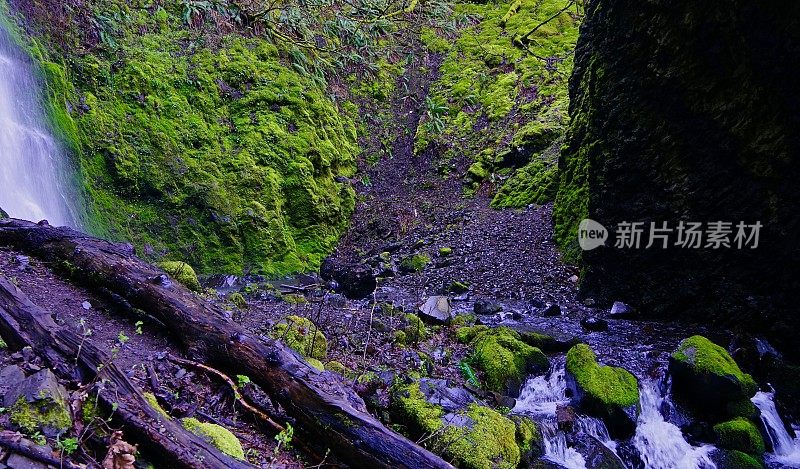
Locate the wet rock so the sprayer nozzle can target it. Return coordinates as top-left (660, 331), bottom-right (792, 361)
top-left (565, 344), bottom-right (639, 438)
top-left (541, 303), bottom-right (561, 317)
top-left (556, 405), bottom-right (577, 432)
top-left (609, 301), bottom-right (636, 320)
top-left (320, 258), bottom-right (377, 299)
top-left (418, 296), bottom-right (453, 324)
top-left (469, 328), bottom-right (549, 396)
top-left (580, 317), bottom-right (609, 332)
top-left (518, 330), bottom-right (579, 353)
top-left (7, 451), bottom-right (51, 469)
top-left (474, 300), bottom-right (503, 315)
top-left (13, 255), bottom-right (30, 271)
top-left (615, 441), bottom-right (645, 469)
top-left (0, 365), bottom-right (26, 396)
top-left (417, 378), bottom-right (482, 412)
top-left (669, 335), bottom-right (757, 421)
top-left (4, 369), bottom-right (71, 436)
top-left (571, 434), bottom-right (626, 469)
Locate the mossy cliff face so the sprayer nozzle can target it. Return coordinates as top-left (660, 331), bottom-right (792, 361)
top-left (415, 0), bottom-right (580, 205)
top-left (554, 0), bottom-right (800, 343)
top-left (10, 0), bottom-right (357, 276)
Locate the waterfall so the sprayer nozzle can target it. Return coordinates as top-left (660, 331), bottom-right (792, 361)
top-left (633, 380), bottom-right (717, 469)
top-left (0, 21), bottom-right (77, 227)
top-left (514, 361), bottom-right (618, 468)
top-left (751, 389), bottom-right (800, 467)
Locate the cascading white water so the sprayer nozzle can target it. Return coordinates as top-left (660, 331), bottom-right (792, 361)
top-left (0, 21), bottom-right (77, 227)
top-left (514, 363), bottom-right (618, 468)
top-left (752, 389), bottom-right (800, 467)
top-left (633, 380), bottom-right (717, 469)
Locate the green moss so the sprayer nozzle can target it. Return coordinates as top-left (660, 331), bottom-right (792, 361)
top-left (400, 253), bottom-right (431, 273)
top-left (438, 404), bottom-right (521, 469)
top-left (512, 415), bottom-right (543, 459)
top-left (725, 450), bottom-right (764, 469)
top-left (438, 247), bottom-right (453, 257)
top-left (393, 330), bottom-right (408, 346)
top-left (228, 292), bottom-right (247, 309)
top-left (456, 325), bottom-right (489, 343)
top-left (451, 313), bottom-right (477, 328)
top-left (306, 357), bottom-right (325, 371)
top-left (182, 417), bottom-right (245, 460)
top-left (158, 261), bottom-right (201, 291)
top-left (673, 336), bottom-right (757, 397)
top-left (9, 396), bottom-right (71, 435)
top-left (325, 360), bottom-right (349, 376)
top-left (714, 418), bottom-right (766, 456)
top-left (491, 156), bottom-right (558, 208)
top-left (470, 327), bottom-right (548, 392)
top-left (391, 382), bottom-right (444, 435)
top-left (271, 315), bottom-right (327, 360)
top-left (283, 294), bottom-right (308, 304)
top-left (404, 314), bottom-right (429, 343)
top-left (143, 392), bottom-right (169, 418)
top-left (566, 344), bottom-right (639, 407)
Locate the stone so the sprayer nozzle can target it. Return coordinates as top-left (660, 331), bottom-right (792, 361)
top-left (581, 317), bottom-right (609, 332)
top-left (0, 365), bottom-right (26, 397)
top-left (417, 378), bottom-right (482, 412)
top-left (82, 301), bottom-right (92, 310)
top-left (572, 434), bottom-right (626, 469)
top-left (319, 258), bottom-right (377, 299)
top-left (541, 303), bottom-right (561, 317)
top-left (474, 300), bottom-right (503, 316)
top-left (418, 296), bottom-right (453, 324)
top-left (556, 404), bottom-right (577, 432)
top-left (609, 301), bottom-right (636, 319)
top-left (4, 369), bottom-right (71, 436)
top-left (6, 453), bottom-right (49, 469)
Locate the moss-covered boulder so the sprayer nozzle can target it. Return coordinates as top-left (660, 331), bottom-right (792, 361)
top-left (399, 253), bottom-right (432, 273)
top-left (565, 344), bottom-right (639, 438)
top-left (511, 415), bottom-right (544, 464)
top-left (711, 449), bottom-right (764, 469)
top-left (438, 404), bottom-right (522, 469)
top-left (4, 369), bottom-right (71, 436)
top-left (669, 335), bottom-right (757, 420)
top-left (391, 381), bottom-right (532, 469)
top-left (468, 327), bottom-right (549, 395)
top-left (182, 417), bottom-right (245, 460)
top-left (158, 261), bottom-right (201, 292)
top-left (271, 315), bottom-right (327, 360)
top-left (713, 418), bottom-right (766, 456)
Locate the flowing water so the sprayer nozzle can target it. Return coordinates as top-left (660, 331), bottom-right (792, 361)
top-left (752, 389), bottom-right (800, 467)
top-left (633, 380), bottom-right (717, 469)
top-left (0, 21), bottom-right (77, 227)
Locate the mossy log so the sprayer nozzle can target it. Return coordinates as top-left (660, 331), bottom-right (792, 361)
top-left (0, 275), bottom-right (253, 469)
top-left (0, 218), bottom-right (452, 469)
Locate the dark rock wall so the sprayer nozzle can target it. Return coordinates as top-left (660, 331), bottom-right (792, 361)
top-left (555, 0), bottom-right (800, 344)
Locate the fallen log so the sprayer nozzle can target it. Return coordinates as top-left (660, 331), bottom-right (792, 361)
top-left (0, 219), bottom-right (452, 468)
top-left (0, 275), bottom-right (255, 469)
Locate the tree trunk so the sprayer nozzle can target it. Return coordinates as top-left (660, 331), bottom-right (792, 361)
top-left (0, 218), bottom-right (452, 469)
top-left (0, 275), bottom-right (255, 469)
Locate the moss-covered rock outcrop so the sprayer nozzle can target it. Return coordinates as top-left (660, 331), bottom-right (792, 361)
top-left (11, 1), bottom-right (357, 277)
top-left (553, 0), bottom-right (800, 347)
top-left (713, 417), bottom-right (766, 457)
top-left (391, 380), bottom-right (540, 469)
top-left (462, 327), bottom-right (548, 395)
top-left (5, 369), bottom-right (71, 436)
top-left (670, 335), bottom-right (757, 420)
top-left (565, 344), bottom-right (639, 438)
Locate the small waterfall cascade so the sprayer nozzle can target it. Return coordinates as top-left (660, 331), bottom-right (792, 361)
top-left (751, 389), bottom-right (800, 467)
top-left (633, 380), bottom-right (717, 469)
top-left (0, 20), bottom-right (77, 227)
top-left (514, 361), bottom-right (618, 468)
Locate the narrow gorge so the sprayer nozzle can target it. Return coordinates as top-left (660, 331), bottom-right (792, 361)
top-left (0, 0), bottom-right (797, 468)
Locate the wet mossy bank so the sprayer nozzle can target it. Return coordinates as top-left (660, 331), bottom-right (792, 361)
top-left (7, 0), bottom-right (357, 276)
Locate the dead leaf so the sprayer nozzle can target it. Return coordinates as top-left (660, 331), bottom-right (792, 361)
top-left (102, 431), bottom-right (137, 469)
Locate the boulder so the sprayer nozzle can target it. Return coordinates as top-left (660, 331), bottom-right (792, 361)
top-left (713, 417), bottom-right (766, 456)
top-left (580, 317), bottom-right (609, 332)
top-left (469, 327), bottom-right (549, 395)
top-left (0, 365), bottom-right (26, 397)
top-left (474, 300), bottom-right (503, 316)
top-left (418, 296), bottom-right (453, 324)
top-left (556, 405), bottom-right (577, 432)
top-left (571, 434), bottom-right (626, 469)
top-left (669, 335), bottom-right (757, 420)
top-left (417, 378), bottom-right (482, 412)
top-left (609, 301), bottom-right (636, 320)
top-left (565, 344), bottom-right (639, 438)
top-left (4, 369), bottom-right (71, 436)
top-left (320, 258), bottom-right (377, 299)
top-left (541, 304), bottom-right (561, 317)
